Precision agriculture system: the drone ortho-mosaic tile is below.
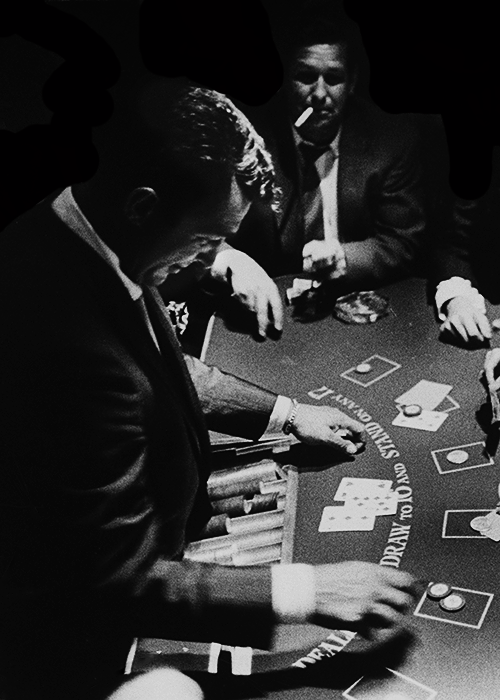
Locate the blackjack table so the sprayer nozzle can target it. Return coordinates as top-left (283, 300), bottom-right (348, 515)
top-left (196, 275), bottom-right (500, 700)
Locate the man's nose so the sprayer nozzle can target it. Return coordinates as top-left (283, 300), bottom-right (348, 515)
top-left (311, 77), bottom-right (328, 102)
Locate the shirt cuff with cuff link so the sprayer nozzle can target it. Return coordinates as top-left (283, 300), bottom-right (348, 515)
top-left (435, 276), bottom-right (486, 321)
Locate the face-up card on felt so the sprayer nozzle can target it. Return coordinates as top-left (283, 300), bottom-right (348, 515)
top-left (319, 505), bottom-right (376, 532)
top-left (334, 477), bottom-right (393, 501)
top-left (343, 667), bottom-right (438, 699)
top-left (344, 492), bottom-right (398, 516)
top-left (392, 409), bottom-right (448, 432)
top-left (395, 380), bottom-right (452, 411)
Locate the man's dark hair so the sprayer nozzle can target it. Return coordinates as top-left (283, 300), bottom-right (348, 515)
top-left (282, 13), bottom-right (361, 76)
top-left (93, 80), bottom-right (279, 222)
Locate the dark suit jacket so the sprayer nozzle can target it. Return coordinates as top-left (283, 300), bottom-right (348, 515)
top-left (0, 198), bottom-right (277, 698)
top-left (233, 96), bottom-right (426, 291)
top-left (431, 151), bottom-right (500, 303)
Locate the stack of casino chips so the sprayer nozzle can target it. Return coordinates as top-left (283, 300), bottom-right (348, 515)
top-left (183, 460), bottom-right (288, 566)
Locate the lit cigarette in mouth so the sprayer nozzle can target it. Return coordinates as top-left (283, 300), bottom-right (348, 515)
top-left (294, 106), bottom-right (313, 127)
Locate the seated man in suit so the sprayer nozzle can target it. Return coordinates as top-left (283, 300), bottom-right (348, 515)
top-left (229, 14), bottom-right (426, 293)
top-left (432, 150), bottom-right (500, 345)
top-left (0, 83), bottom-right (415, 700)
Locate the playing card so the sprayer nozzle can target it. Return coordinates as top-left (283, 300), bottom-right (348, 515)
top-left (344, 491), bottom-right (398, 516)
top-left (373, 492), bottom-right (398, 515)
top-left (395, 379), bottom-right (452, 411)
top-left (343, 667), bottom-right (437, 699)
top-left (436, 393), bottom-right (460, 413)
top-left (334, 477), bottom-right (393, 501)
top-left (392, 409), bottom-right (448, 432)
top-left (319, 505), bottom-right (376, 532)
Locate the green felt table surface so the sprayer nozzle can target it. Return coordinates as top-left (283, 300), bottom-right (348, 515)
top-left (203, 276), bottom-right (500, 700)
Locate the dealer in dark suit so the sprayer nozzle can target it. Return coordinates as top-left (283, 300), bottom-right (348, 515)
top-left (431, 150), bottom-right (500, 346)
top-left (0, 84), bottom-right (415, 700)
top-left (230, 15), bottom-right (426, 292)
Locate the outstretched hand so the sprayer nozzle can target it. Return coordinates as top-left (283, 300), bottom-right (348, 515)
top-left (292, 404), bottom-right (366, 456)
top-left (211, 248), bottom-right (283, 339)
top-left (440, 295), bottom-right (491, 344)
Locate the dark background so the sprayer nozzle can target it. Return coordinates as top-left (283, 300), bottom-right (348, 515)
top-left (1, 0), bottom-right (498, 231)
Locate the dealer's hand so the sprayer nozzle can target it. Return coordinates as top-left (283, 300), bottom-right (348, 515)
top-left (302, 239), bottom-right (346, 280)
top-left (292, 404), bottom-right (366, 455)
top-left (440, 295), bottom-right (492, 344)
top-left (211, 248), bottom-right (283, 339)
top-left (311, 561), bottom-right (416, 642)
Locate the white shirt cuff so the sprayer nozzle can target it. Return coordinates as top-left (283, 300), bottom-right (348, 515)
top-left (435, 277), bottom-right (486, 321)
top-left (271, 564), bottom-right (316, 623)
top-left (263, 395), bottom-right (293, 436)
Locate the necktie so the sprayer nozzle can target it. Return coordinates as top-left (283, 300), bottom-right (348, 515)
top-left (299, 142), bottom-right (332, 244)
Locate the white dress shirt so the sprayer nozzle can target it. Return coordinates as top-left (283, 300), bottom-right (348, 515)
top-left (435, 276), bottom-right (486, 320)
top-left (294, 127), bottom-right (347, 278)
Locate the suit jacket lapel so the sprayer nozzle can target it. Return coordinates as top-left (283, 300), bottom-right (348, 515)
top-left (45, 206), bottom-right (212, 471)
top-left (142, 286), bottom-right (211, 461)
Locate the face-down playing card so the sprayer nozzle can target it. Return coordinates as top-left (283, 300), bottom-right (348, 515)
top-left (343, 667), bottom-right (437, 699)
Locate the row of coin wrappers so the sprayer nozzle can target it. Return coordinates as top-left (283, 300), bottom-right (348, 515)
top-left (183, 458), bottom-right (289, 566)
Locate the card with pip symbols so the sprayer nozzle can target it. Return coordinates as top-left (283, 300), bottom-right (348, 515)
top-left (344, 492), bottom-right (398, 516)
top-left (395, 379), bottom-right (452, 411)
top-left (334, 477), bottom-right (393, 501)
top-left (392, 408), bottom-right (448, 432)
top-left (343, 667), bottom-right (437, 699)
top-left (341, 355), bottom-right (401, 387)
top-left (319, 505), bottom-right (376, 532)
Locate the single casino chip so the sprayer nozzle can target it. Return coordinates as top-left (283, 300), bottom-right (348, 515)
top-left (355, 363), bottom-right (372, 374)
top-left (446, 449), bottom-right (469, 464)
top-left (427, 582), bottom-right (452, 600)
top-left (402, 404), bottom-right (422, 417)
top-left (470, 515), bottom-right (492, 532)
top-left (439, 593), bottom-right (466, 612)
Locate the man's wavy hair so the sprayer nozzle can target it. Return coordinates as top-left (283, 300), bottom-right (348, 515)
top-left (93, 80), bottom-right (280, 222)
top-left (164, 86), bottom-right (280, 211)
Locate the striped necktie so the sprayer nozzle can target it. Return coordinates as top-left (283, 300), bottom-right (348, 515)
top-left (299, 142), bottom-right (332, 243)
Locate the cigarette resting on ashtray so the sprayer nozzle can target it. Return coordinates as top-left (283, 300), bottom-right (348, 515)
top-left (295, 106), bottom-right (313, 127)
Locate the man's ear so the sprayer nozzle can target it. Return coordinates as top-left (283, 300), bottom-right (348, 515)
top-left (124, 187), bottom-right (159, 225)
